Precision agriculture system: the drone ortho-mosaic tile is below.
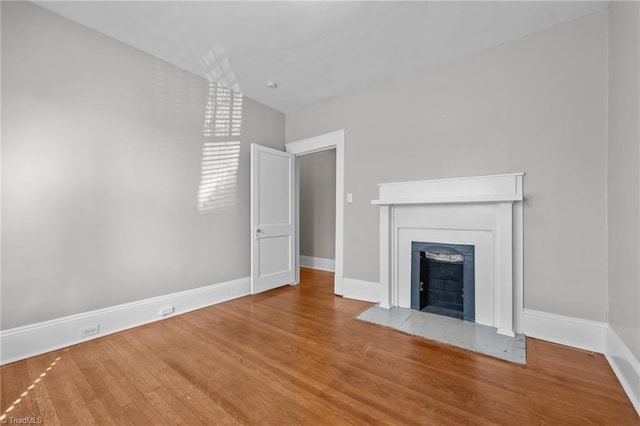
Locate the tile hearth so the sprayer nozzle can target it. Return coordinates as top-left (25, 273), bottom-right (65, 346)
top-left (357, 305), bottom-right (526, 364)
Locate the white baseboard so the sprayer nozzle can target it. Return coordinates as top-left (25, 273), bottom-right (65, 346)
top-left (334, 274), bottom-right (344, 296)
top-left (605, 326), bottom-right (640, 416)
top-left (300, 255), bottom-right (335, 272)
top-left (522, 308), bottom-right (607, 352)
top-left (496, 309), bottom-right (640, 414)
top-left (342, 277), bottom-right (379, 302)
top-left (0, 277), bottom-right (250, 365)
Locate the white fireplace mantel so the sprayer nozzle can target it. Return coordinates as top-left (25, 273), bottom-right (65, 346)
top-left (373, 173), bottom-right (524, 337)
top-left (372, 173), bottom-right (524, 205)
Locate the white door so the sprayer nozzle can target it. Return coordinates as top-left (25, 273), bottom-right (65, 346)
top-left (250, 143), bottom-right (296, 294)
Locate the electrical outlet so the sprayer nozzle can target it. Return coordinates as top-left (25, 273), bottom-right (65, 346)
top-left (160, 306), bottom-right (174, 316)
top-left (80, 324), bottom-right (100, 338)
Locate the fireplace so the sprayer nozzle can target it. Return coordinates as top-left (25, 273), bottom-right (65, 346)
top-left (411, 242), bottom-right (475, 321)
top-left (373, 173), bottom-right (524, 337)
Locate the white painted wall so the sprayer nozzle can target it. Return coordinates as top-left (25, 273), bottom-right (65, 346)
top-left (607, 1), bottom-right (640, 360)
top-left (1, 2), bottom-right (285, 330)
top-left (286, 12), bottom-right (609, 321)
top-left (299, 150), bottom-right (336, 260)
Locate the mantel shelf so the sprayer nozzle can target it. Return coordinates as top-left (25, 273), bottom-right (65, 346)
top-left (372, 173), bottom-right (524, 206)
top-left (372, 194), bottom-right (522, 206)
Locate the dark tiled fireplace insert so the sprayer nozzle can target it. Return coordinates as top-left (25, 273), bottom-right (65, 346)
top-left (411, 242), bottom-right (475, 322)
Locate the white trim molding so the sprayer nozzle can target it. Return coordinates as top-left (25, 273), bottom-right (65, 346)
top-left (521, 309), bottom-right (638, 414)
top-left (286, 129), bottom-right (345, 296)
top-left (0, 277), bottom-right (250, 365)
top-left (606, 327), bottom-right (640, 415)
top-left (522, 309), bottom-right (607, 352)
top-left (300, 256), bottom-right (336, 272)
top-left (285, 130), bottom-right (344, 156)
top-left (342, 277), bottom-right (379, 303)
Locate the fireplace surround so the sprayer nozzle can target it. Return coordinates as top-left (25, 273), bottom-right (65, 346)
top-left (373, 173), bottom-right (524, 337)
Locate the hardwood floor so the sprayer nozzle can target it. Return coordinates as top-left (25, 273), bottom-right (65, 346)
top-left (1, 268), bottom-right (637, 425)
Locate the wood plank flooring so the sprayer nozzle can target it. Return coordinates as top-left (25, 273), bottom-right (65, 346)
top-left (1, 268), bottom-right (638, 424)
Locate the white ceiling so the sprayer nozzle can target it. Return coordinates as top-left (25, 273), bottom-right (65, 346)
top-left (35, 1), bottom-right (609, 113)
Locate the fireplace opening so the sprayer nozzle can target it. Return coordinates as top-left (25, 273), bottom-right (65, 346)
top-left (411, 242), bottom-right (475, 322)
top-left (420, 251), bottom-right (464, 319)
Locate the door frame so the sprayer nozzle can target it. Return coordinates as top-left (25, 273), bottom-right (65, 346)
top-left (285, 130), bottom-right (345, 295)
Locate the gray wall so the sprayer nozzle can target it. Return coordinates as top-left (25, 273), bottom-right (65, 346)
top-left (1, 2), bottom-right (285, 329)
top-left (287, 12), bottom-right (609, 321)
top-left (607, 1), bottom-right (640, 359)
top-left (299, 150), bottom-right (336, 259)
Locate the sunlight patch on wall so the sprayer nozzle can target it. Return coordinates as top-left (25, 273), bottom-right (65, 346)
top-left (197, 141), bottom-right (241, 213)
top-left (197, 42), bottom-right (243, 213)
top-left (204, 83), bottom-right (243, 137)
top-left (199, 43), bottom-right (243, 138)
top-left (198, 43), bottom-right (240, 93)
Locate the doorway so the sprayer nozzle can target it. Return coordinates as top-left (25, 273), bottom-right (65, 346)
top-left (299, 149), bottom-right (336, 273)
top-left (285, 130), bottom-right (345, 295)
